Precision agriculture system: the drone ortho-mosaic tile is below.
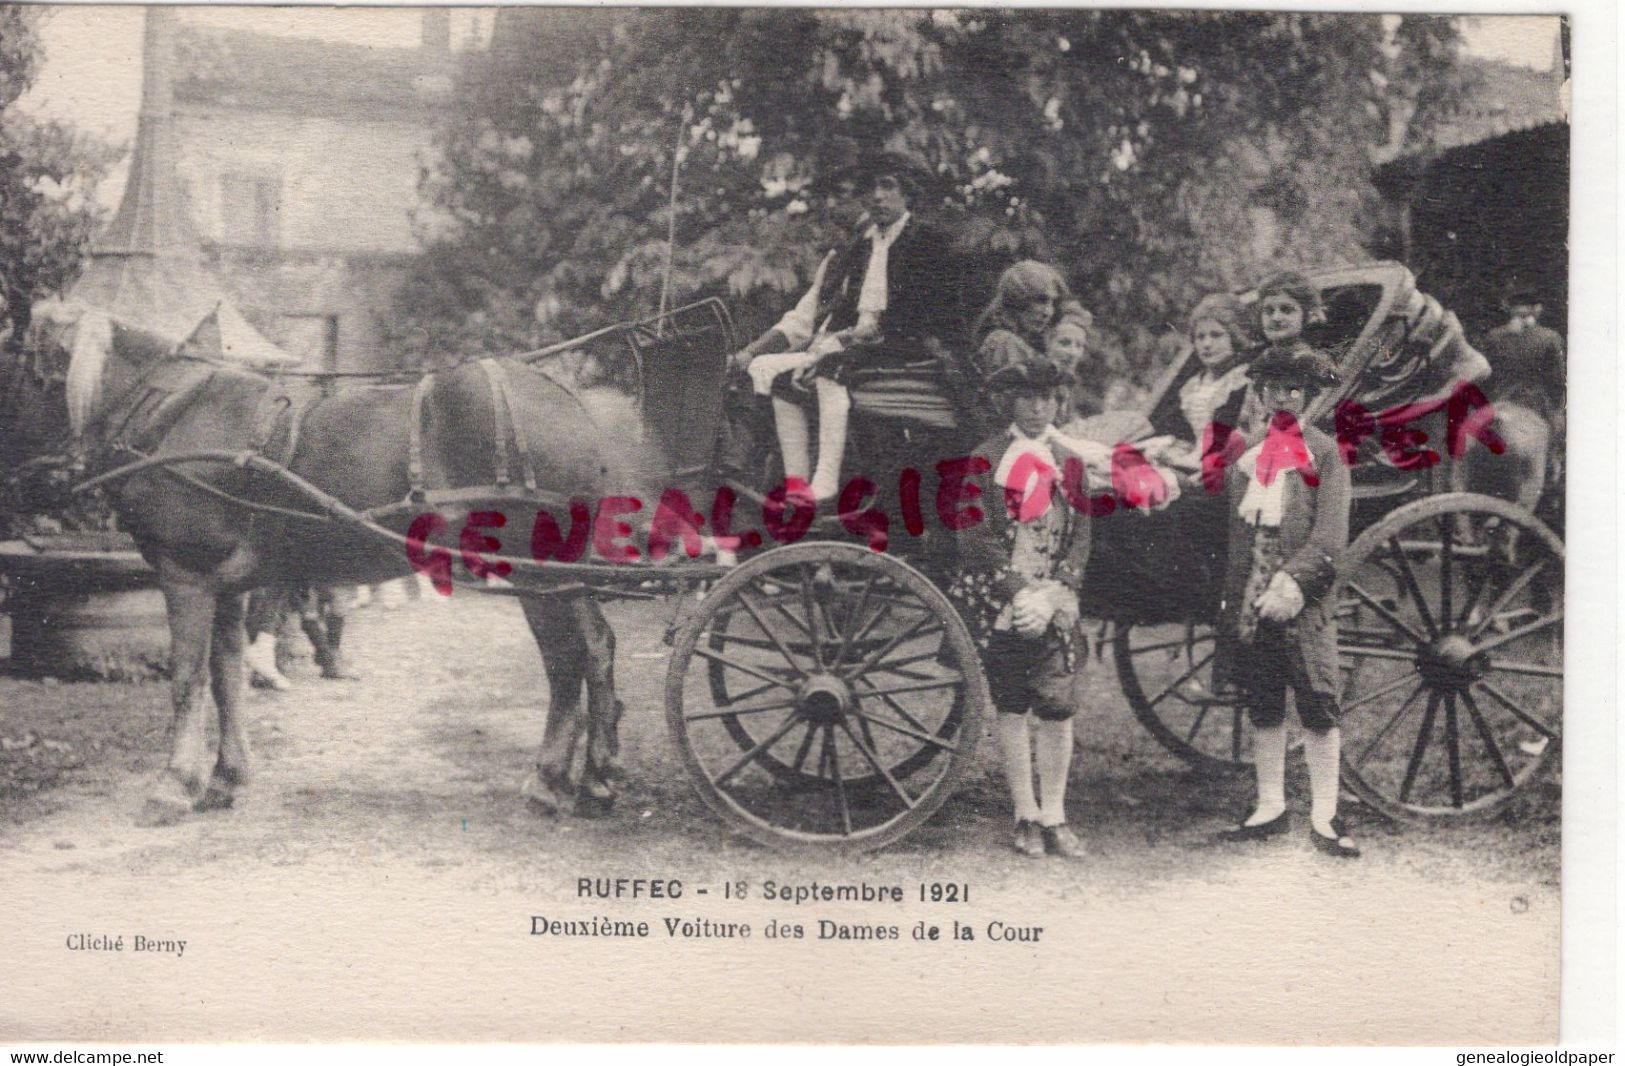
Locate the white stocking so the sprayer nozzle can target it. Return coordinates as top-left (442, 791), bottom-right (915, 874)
top-left (771, 396), bottom-right (812, 482)
top-left (1247, 724), bottom-right (1288, 825)
top-left (996, 713), bottom-right (1041, 824)
top-left (1304, 727), bottom-right (1342, 836)
top-left (809, 378), bottom-right (852, 500)
top-left (1033, 717), bottom-right (1074, 827)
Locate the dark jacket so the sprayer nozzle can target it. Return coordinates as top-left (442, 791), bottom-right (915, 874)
top-left (1219, 420), bottom-right (1350, 696)
top-left (817, 217), bottom-right (967, 348)
top-left (1482, 322), bottom-right (1565, 423)
top-left (956, 430), bottom-right (1092, 602)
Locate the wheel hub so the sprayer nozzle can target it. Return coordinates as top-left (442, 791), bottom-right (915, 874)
top-left (797, 673), bottom-right (852, 724)
top-left (1419, 634), bottom-right (1486, 690)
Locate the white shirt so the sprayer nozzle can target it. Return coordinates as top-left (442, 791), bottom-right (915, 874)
top-left (1177, 362), bottom-right (1251, 440)
top-left (769, 213), bottom-right (911, 349)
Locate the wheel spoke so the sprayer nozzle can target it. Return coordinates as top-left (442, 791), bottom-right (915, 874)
top-left (839, 719), bottom-right (917, 810)
top-left (831, 572), bottom-right (878, 667)
top-left (1342, 669), bottom-right (1422, 712)
top-left (691, 645), bottom-right (798, 693)
top-left (1144, 649), bottom-right (1216, 709)
top-left (1356, 681), bottom-right (1425, 768)
top-left (1398, 691), bottom-right (1442, 804)
top-left (1230, 707), bottom-right (1244, 763)
top-left (1444, 693), bottom-right (1464, 808)
top-left (1454, 559), bottom-right (1496, 631)
top-left (1345, 580), bottom-right (1431, 648)
top-left (1439, 516), bottom-right (1455, 630)
top-left (1473, 611), bottom-right (1563, 656)
top-left (827, 726), bottom-right (852, 836)
top-left (1128, 635), bottom-right (1209, 656)
top-left (1388, 537), bottom-right (1439, 637)
top-left (714, 711), bottom-right (805, 787)
top-left (855, 713), bottom-right (880, 760)
top-left (799, 566), bottom-right (827, 666)
top-left (1184, 705), bottom-right (1212, 745)
top-left (789, 720), bottom-right (819, 774)
top-left (1475, 680), bottom-right (1559, 740)
top-left (852, 674), bottom-right (932, 734)
top-left (1466, 560), bottom-right (1549, 640)
top-left (717, 678), bottom-right (779, 707)
top-left (1486, 659), bottom-right (1563, 679)
top-left (862, 648), bottom-right (953, 678)
top-left (733, 588), bottom-right (809, 677)
top-left (850, 708), bottom-right (960, 754)
top-left (844, 597), bottom-right (897, 659)
top-left (749, 577), bottom-right (815, 642)
top-left (843, 612), bottom-right (944, 682)
top-left (1459, 688), bottom-right (1517, 790)
top-left (1337, 645), bottom-right (1420, 664)
top-left (853, 677), bottom-right (964, 699)
top-left (686, 698), bottom-right (799, 722)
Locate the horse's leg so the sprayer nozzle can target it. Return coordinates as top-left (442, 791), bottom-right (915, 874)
top-left (139, 562), bottom-right (218, 826)
top-left (574, 597), bottom-right (621, 817)
top-left (518, 596), bottom-right (587, 815)
top-left (199, 590), bottom-right (252, 811)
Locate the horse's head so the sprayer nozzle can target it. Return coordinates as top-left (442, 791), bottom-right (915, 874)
top-left (62, 314), bottom-right (175, 443)
top-left (4, 301), bottom-right (176, 455)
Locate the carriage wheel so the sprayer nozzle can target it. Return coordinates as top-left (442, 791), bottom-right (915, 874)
top-left (706, 601), bottom-right (967, 788)
top-left (1116, 622), bottom-right (1258, 775)
top-left (1334, 493), bottom-right (1562, 822)
top-left (668, 542), bottom-right (989, 851)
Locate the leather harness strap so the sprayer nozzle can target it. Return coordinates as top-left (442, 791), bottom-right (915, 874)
top-left (249, 375), bottom-right (325, 469)
top-left (477, 358), bottom-right (539, 493)
top-left (407, 373), bottom-right (436, 502)
top-left (250, 389), bottom-right (293, 457)
top-left (477, 358), bottom-right (512, 489)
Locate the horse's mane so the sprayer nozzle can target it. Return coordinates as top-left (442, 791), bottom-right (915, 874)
top-left (63, 309), bottom-right (116, 439)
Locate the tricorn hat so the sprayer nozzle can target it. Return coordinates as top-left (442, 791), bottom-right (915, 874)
top-left (1247, 344), bottom-right (1341, 389)
top-left (814, 144), bottom-right (942, 201)
top-left (987, 358), bottom-right (1073, 392)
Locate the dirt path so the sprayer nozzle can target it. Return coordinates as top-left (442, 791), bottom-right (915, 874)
top-left (2, 593), bottom-right (1560, 1043)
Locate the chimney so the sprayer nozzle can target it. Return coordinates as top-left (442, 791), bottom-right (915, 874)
top-left (421, 10), bottom-right (451, 56)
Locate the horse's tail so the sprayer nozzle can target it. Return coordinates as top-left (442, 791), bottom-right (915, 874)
top-left (1461, 400), bottom-right (1551, 508)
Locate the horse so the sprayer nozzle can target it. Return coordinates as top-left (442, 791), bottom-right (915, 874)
top-left (14, 317), bottom-right (662, 827)
top-left (1449, 397), bottom-right (1562, 576)
top-left (1457, 400), bottom-right (1558, 519)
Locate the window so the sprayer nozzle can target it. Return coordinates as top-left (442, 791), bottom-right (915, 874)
top-left (221, 172), bottom-right (282, 247)
top-left (280, 314), bottom-right (339, 371)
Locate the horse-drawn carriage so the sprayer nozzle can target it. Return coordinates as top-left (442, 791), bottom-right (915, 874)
top-left (43, 261), bottom-right (1562, 851)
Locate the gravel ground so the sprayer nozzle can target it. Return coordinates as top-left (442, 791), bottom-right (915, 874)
top-left (1, 591), bottom-right (1560, 1044)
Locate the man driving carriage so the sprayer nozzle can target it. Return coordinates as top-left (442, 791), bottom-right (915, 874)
top-left (733, 151), bottom-right (969, 502)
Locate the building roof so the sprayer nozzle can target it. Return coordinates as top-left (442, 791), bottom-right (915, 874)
top-left (1426, 58), bottom-right (1564, 155)
top-left (1373, 58), bottom-right (1565, 199)
top-left (174, 25), bottom-right (451, 123)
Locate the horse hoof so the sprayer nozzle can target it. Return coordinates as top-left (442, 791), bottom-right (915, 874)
top-left (574, 791), bottom-right (615, 819)
top-left (195, 787), bottom-right (237, 812)
top-left (520, 771), bottom-right (569, 817)
top-left (136, 798), bottom-right (191, 827)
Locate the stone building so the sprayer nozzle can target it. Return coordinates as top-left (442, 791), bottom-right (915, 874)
top-left (170, 12), bottom-right (470, 371)
top-left (1371, 52), bottom-right (1569, 339)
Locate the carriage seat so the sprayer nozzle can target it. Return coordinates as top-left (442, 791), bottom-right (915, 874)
top-left (846, 358), bottom-right (960, 431)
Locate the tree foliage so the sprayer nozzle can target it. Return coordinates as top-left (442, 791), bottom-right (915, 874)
top-left (0, 6), bottom-right (115, 342)
top-left (399, 10), bottom-right (1468, 372)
